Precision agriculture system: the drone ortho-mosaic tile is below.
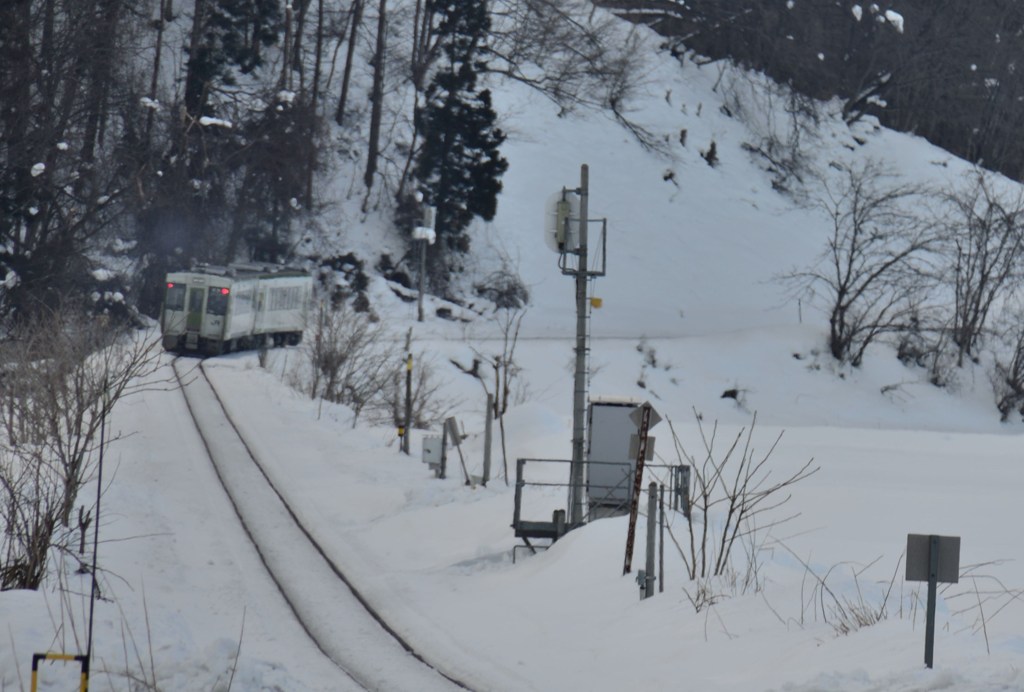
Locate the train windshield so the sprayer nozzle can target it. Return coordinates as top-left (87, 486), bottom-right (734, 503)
top-left (206, 286), bottom-right (229, 316)
top-left (165, 282), bottom-right (186, 311)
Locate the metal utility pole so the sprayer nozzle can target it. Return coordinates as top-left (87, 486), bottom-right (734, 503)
top-left (87, 387), bottom-right (110, 663)
top-left (417, 239), bottom-right (427, 322)
top-left (568, 164), bottom-right (590, 526)
top-left (644, 482), bottom-right (657, 599)
top-left (548, 163), bottom-right (605, 527)
top-left (414, 200), bottom-right (435, 323)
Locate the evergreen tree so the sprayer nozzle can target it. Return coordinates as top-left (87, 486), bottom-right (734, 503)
top-left (414, 0), bottom-right (508, 261)
top-left (184, 0), bottom-right (281, 118)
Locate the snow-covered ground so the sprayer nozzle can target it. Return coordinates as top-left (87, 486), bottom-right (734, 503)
top-left (5, 19), bottom-right (1024, 692)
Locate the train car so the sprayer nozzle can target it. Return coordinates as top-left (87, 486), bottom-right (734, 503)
top-left (161, 263), bottom-right (313, 354)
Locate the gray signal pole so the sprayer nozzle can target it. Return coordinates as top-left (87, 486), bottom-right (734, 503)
top-left (549, 164), bottom-right (606, 527)
top-left (568, 164), bottom-right (590, 525)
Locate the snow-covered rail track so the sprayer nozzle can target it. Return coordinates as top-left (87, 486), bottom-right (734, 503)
top-left (172, 358), bottom-right (469, 692)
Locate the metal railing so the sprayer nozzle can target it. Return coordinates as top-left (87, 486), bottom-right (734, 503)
top-left (512, 457), bottom-right (691, 542)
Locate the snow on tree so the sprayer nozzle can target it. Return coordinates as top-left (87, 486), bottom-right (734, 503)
top-left (413, 0), bottom-right (508, 265)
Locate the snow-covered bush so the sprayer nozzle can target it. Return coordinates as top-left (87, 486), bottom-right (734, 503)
top-left (665, 413), bottom-right (818, 610)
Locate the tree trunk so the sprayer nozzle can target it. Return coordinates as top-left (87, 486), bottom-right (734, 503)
top-left (335, 0), bottom-right (364, 126)
top-left (363, 0), bottom-right (387, 191)
top-left (305, 0), bottom-right (325, 208)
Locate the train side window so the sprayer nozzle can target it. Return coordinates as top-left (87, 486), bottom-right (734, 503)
top-left (165, 283), bottom-right (186, 311)
top-left (207, 287), bottom-right (229, 316)
top-left (234, 289), bottom-right (253, 314)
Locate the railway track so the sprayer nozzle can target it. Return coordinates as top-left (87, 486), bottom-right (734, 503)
top-left (172, 357), bottom-right (471, 692)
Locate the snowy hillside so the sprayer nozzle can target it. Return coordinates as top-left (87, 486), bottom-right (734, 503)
top-left (5, 17), bottom-right (1024, 692)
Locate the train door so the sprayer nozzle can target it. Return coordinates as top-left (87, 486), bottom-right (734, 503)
top-left (186, 287), bottom-right (204, 330)
top-left (184, 286), bottom-right (205, 349)
top-left (203, 286), bottom-right (230, 347)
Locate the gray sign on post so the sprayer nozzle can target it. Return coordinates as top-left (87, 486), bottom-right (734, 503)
top-left (906, 533), bottom-right (960, 670)
top-left (906, 534), bottom-right (960, 584)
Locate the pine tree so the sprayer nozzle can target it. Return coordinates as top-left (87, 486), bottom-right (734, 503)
top-left (414, 0), bottom-right (507, 259)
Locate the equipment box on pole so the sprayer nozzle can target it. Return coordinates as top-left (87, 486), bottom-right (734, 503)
top-left (586, 397), bottom-right (653, 515)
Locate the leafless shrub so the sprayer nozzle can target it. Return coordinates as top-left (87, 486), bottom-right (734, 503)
top-left (990, 310), bottom-right (1024, 420)
top-left (782, 549), bottom-right (901, 636)
top-left (721, 69), bottom-right (820, 189)
top-left (0, 308), bottom-right (162, 590)
top-left (301, 300), bottom-right (398, 426)
top-left (674, 528), bottom-right (770, 614)
top-left (944, 560), bottom-right (1023, 654)
top-left (666, 412), bottom-right (818, 597)
top-left (933, 170), bottom-right (1024, 367)
top-left (474, 267), bottom-right (530, 310)
top-left (783, 161), bottom-right (938, 366)
top-left (371, 353), bottom-right (455, 432)
top-left (487, 1), bottom-right (659, 149)
top-left (453, 306), bottom-right (527, 485)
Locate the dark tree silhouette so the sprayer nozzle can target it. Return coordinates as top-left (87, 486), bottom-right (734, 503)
top-left (414, 0), bottom-right (508, 275)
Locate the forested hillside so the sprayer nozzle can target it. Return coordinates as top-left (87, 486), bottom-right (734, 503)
top-left (0, 0), bottom-right (641, 322)
top-left (5, 1), bottom-right (1023, 328)
top-left (601, 1), bottom-right (1024, 181)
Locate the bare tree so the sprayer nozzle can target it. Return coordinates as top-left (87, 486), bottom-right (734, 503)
top-left (0, 310), bottom-right (162, 590)
top-left (487, 0), bottom-right (647, 115)
top-left (935, 170), bottom-right (1024, 367)
top-left (375, 354), bottom-right (454, 433)
top-left (785, 161), bottom-right (937, 366)
top-left (363, 0), bottom-right (388, 198)
top-left (720, 68), bottom-right (819, 189)
top-left (450, 297), bottom-right (527, 485)
top-left (335, 0), bottom-right (365, 126)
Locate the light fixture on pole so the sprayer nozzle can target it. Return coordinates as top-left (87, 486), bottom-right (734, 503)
top-left (413, 192), bottom-right (436, 323)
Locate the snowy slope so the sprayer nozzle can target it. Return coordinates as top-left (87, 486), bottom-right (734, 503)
top-left (5, 18), bottom-right (1024, 692)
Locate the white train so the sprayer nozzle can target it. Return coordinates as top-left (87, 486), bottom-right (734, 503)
top-left (161, 263), bottom-right (313, 354)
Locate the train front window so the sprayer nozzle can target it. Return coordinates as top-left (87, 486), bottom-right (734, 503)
top-left (207, 287), bottom-right (230, 316)
top-left (165, 283), bottom-right (186, 311)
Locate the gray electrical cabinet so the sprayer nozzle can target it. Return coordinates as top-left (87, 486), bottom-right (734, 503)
top-left (586, 397), bottom-right (653, 515)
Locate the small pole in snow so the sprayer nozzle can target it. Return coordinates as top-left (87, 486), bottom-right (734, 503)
top-left (483, 393), bottom-right (493, 486)
top-left (659, 484), bottom-right (665, 593)
top-left (644, 482), bottom-right (657, 599)
top-left (925, 535), bottom-right (939, 669)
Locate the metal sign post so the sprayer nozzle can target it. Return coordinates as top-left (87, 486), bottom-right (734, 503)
top-left (906, 533), bottom-right (960, 669)
top-left (623, 402), bottom-right (660, 575)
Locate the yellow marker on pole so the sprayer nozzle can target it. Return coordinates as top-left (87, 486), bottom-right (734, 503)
top-left (31, 653), bottom-right (88, 691)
